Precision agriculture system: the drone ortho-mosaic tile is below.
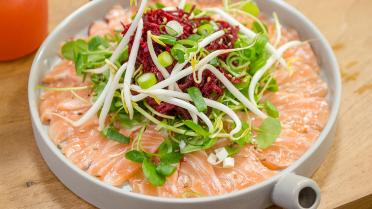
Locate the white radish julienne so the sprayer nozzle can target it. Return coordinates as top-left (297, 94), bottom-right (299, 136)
top-left (53, 70), bottom-right (114, 127)
top-left (169, 30), bottom-right (225, 89)
top-left (178, 0), bottom-right (186, 9)
top-left (147, 31), bottom-right (170, 78)
top-left (157, 96), bottom-right (214, 132)
top-left (167, 30), bottom-right (225, 123)
top-left (205, 8), bottom-right (288, 68)
top-left (131, 45), bottom-right (267, 119)
top-left (197, 64), bottom-right (267, 119)
top-left (122, 19), bottom-right (144, 120)
top-left (273, 12), bottom-right (282, 47)
top-left (98, 63), bottom-right (128, 130)
top-left (131, 87), bottom-right (242, 136)
top-left (87, 0), bottom-right (148, 74)
top-left (248, 41), bottom-right (303, 107)
top-left (58, 0), bottom-right (148, 127)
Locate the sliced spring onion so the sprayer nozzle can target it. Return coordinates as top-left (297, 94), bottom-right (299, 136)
top-left (158, 51), bottom-right (174, 68)
top-left (166, 20), bottom-right (184, 37)
top-left (137, 73), bottom-right (158, 89)
top-left (187, 87), bottom-right (207, 113)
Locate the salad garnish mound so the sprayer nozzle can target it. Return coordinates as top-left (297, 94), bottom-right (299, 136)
top-left (48, 0), bottom-right (306, 186)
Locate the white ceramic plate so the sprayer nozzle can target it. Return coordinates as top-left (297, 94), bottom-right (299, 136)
top-left (28, 1), bottom-right (341, 209)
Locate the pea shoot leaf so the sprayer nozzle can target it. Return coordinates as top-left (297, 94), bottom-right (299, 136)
top-left (255, 117), bottom-right (281, 149)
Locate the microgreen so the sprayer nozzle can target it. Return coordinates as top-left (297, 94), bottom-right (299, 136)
top-left (180, 136), bottom-right (217, 154)
top-left (101, 125), bottom-right (130, 144)
top-left (125, 150), bottom-right (146, 163)
top-left (156, 163), bottom-right (176, 176)
top-left (183, 120), bottom-right (210, 137)
top-left (125, 138), bottom-right (184, 186)
top-left (187, 87), bottom-right (207, 113)
top-left (142, 158), bottom-right (166, 186)
top-left (263, 101), bottom-right (279, 118)
top-left (88, 36), bottom-right (109, 51)
top-left (61, 39), bottom-right (88, 61)
top-left (171, 44), bottom-right (187, 63)
top-left (240, 1), bottom-right (260, 17)
top-left (255, 117), bottom-right (281, 149)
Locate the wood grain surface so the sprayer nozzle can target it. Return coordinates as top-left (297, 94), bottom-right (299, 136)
top-left (1, 0), bottom-right (372, 209)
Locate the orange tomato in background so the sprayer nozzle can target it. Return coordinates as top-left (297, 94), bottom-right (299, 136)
top-left (0, 0), bottom-right (48, 61)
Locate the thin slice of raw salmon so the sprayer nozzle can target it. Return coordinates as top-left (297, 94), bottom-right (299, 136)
top-left (255, 128), bottom-right (319, 170)
top-left (214, 145), bottom-right (277, 192)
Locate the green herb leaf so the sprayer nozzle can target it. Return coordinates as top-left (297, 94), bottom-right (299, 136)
top-left (235, 121), bottom-right (252, 146)
top-left (142, 158), bottom-right (165, 186)
top-left (75, 53), bottom-right (87, 75)
top-left (240, 1), bottom-right (260, 17)
top-left (183, 120), bottom-right (210, 137)
top-left (197, 23), bottom-right (215, 36)
top-left (187, 34), bottom-right (202, 42)
top-left (157, 139), bottom-right (173, 155)
top-left (183, 3), bottom-right (193, 13)
top-left (154, 2), bottom-right (165, 9)
top-left (61, 39), bottom-right (88, 61)
top-left (158, 35), bottom-right (177, 45)
top-left (101, 125), bottom-right (130, 144)
top-left (264, 101), bottom-right (279, 118)
top-left (255, 117), bottom-right (281, 149)
top-left (156, 163), bottom-right (176, 176)
top-left (160, 152), bottom-right (184, 164)
top-left (225, 144), bottom-right (242, 156)
top-left (125, 150), bottom-right (146, 163)
top-left (187, 87), bottom-right (207, 113)
top-left (171, 44), bottom-right (187, 63)
top-left (181, 137), bottom-right (217, 154)
top-left (118, 112), bottom-right (141, 128)
top-left (117, 46), bottom-right (129, 64)
top-left (252, 21), bottom-right (268, 34)
top-left (88, 36), bottom-right (109, 51)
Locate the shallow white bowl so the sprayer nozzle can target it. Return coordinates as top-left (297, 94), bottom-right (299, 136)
top-left (28, 0), bottom-right (341, 209)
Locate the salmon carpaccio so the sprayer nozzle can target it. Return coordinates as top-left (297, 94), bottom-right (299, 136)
top-left (39, 4), bottom-right (329, 197)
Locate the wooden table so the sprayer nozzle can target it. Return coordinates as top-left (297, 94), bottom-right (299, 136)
top-left (1, 0), bottom-right (372, 208)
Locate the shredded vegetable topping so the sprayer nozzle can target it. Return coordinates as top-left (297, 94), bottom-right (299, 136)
top-left (52, 0), bottom-right (305, 186)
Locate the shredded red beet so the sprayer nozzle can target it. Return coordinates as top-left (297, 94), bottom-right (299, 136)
top-left (122, 7), bottom-right (240, 118)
